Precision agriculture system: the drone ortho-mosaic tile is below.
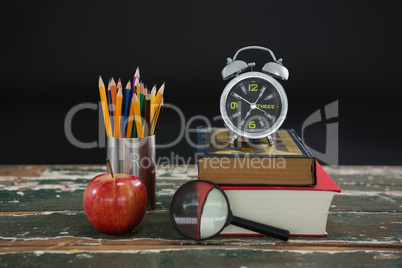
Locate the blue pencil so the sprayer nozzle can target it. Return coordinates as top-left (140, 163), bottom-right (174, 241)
top-left (123, 81), bottom-right (131, 134)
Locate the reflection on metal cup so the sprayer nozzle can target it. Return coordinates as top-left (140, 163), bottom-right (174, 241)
top-left (107, 135), bottom-right (156, 210)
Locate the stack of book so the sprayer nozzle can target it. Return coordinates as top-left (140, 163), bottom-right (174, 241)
top-left (196, 127), bottom-right (341, 237)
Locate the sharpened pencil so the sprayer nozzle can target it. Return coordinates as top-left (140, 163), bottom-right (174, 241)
top-left (132, 67), bottom-right (140, 99)
top-left (98, 76), bottom-right (112, 137)
top-left (150, 98), bottom-right (163, 136)
top-left (97, 69), bottom-right (164, 138)
top-left (150, 84), bottom-right (157, 122)
top-left (151, 83), bottom-right (164, 126)
top-left (126, 92), bottom-right (136, 138)
top-left (140, 83), bottom-right (146, 123)
top-left (123, 80), bottom-right (131, 134)
top-left (144, 93), bottom-right (151, 136)
top-left (132, 94), bottom-right (143, 138)
top-left (110, 78), bottom-right (117, 118)
top-left (114, 86), bottom-right (123, 138)
top-left (153, 82), bottom-right (164, 106)
top-left (107, 79), bottom-right (114, 136)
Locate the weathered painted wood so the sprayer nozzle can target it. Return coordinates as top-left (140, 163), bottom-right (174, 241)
top-left (1, 210), bottom-right (402, 242)
top-left (1, 249), bottom-right (400, 268)
top-left (0, 165), bottom-right (401, 267)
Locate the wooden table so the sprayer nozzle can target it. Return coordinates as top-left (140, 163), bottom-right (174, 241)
top-left (0, 165), bottom-right (401, 267)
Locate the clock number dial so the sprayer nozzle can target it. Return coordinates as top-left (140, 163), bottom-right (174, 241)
top-left (248, 84), bottom-right (258, 91)
top-left (225, 77), bottom-right (282, 134)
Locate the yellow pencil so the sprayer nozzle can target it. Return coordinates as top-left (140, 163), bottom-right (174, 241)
top-left (135, 78), bottom-right (140, 99)
top-left (98, 76), bottom-right (112, 137)
top-left (150, 85), bottom-right (156, 103)
top-left (150, 98), bottom-right (163, 136)
top-left (150, 85), bottom-right (157, 121)
top-left (133, 67), bottom-right (140, 87)
top-left (151, 83), bottom-right (164, 126)
top-left (153, 82), bottom-right (164, 106)
top-left (114, 86), bottom-right (123, 138)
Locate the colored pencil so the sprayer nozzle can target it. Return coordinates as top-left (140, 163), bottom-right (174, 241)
top-left (123, 80), bottom-right (131, 134)
top-left (140, 83), bottom-right (146, 119)
top-left (98, 76), bottom-right (112, 137)
top-left (126, 92), bottom-right (136, 138)
top-left (153, 82), bottom-right (165, 106)
top-left (98, 69), bottom-right (164, 138)
top-left (144, 93), bottom-right (151, 136)
top-left (150, 98), bottom-right (163, 136)
top-left (151, 83), bottom-right (164, 120)
top-left (132, 94), bottom-right (143, 138)
top-left (114, 86), bottom-right (123, 138)
top-left (117, 80), bottom-right (124, 136)
top-left (136, 79), bottom-right (140, 99)
top-left (151, 84), bottom-right (156, 100)
top-left (132, 67), bottom-right (140, 100)
top-left (150, 84), bottom-right (157, 122)
top-left (107, 79), bottom-right (114, 136)
top-left (110, 78), bottom-right (117, 117)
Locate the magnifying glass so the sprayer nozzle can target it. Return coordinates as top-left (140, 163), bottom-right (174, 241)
top-left (170, 180), bottom-right (290, 241)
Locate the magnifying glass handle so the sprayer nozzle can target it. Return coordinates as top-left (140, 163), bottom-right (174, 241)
top-left (231, 216), bottom-right (290, 241)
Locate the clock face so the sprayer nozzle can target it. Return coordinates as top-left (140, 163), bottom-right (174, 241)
top-left (220, 72), bottom-right (288, 139)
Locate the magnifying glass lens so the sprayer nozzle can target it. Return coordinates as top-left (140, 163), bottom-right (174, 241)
top-left (170, 181), bottom-right (229, 239)
top-left (170, 180), bottom-right (289, 241)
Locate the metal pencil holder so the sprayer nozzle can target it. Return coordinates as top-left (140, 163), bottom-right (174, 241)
top-left (107, 135), bottom-right (156, 210)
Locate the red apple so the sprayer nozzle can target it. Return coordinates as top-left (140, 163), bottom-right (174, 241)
top-left (83, 173), bottom-right (147, 234)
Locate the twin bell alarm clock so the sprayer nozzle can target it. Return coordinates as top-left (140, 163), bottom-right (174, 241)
top-left (220, 46), bottom-right (289, 145)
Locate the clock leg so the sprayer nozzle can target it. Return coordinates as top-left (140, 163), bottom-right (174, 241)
top-left (266, 135), bottom-right (274, 146)
top-left (230, 134), bottom-right (239, 144)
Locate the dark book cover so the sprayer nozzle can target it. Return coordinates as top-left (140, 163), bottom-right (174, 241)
top-left (197, 127), bottom-right (316, 186)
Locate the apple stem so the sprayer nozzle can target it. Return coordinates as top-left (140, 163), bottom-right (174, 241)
top-left (106, 158), bottom-right (115, 178)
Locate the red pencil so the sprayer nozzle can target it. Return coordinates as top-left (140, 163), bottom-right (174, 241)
top-left (110, 77), bottom-right (117, 118)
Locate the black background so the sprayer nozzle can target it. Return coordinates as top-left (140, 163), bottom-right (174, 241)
top-left (2, 1), bottom-right (401, 165)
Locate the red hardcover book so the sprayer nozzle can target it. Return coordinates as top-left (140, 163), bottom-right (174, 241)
top-left (220, 162), bottom-right (341, 237)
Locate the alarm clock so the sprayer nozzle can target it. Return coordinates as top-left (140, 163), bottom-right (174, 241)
top-left (220, 46), bottom-right (289, 145)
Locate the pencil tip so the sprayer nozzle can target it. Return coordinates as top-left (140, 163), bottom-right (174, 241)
top-left (98, 76), bottom-right (104, 87)
top-left (159, 83), bottom-right (165, 93)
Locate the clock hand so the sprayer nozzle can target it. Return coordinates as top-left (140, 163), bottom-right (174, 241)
top-left (255, 106), bottom-right (275, 121)
top-left (253, 87), bottom-right (275, 117)
top-left (233, 93), bottom-right (251, 106)
top-left (239, 108), bottom-right (252, 127)
top-left (256, 107), bottom-right (267, 115)
top-left (254, 86), bottom-right (266, 104)
top-left (244, 110), bottom-right (251, 119)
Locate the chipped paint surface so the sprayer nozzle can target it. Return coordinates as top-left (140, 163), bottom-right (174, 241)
top-left (0, 165), bottom-right (401, 267)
